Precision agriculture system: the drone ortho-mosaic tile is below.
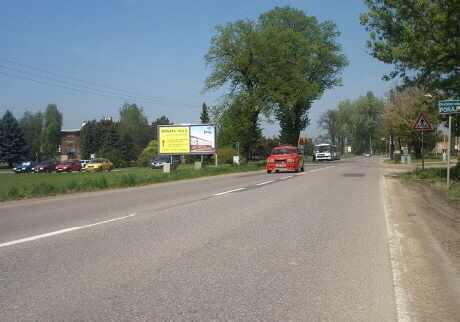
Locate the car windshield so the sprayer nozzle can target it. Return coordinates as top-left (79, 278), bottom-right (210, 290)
top-left (90, 159), bottom-right (102, 163)
top-left (21, 162), bottom-right (31, 166)
top-left (316, 146), bottom-right (331, 152)
top-left (272, 149), bottom-right (296, 155)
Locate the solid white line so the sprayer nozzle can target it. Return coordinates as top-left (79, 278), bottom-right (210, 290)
top-left (256, 180), bottom-right (274, 186)
top-left (381, 176), bottom-right (411, 322)
top-left (213, 188), bottom-right (246, 196)
top-left (0, 213), bottom-right (137, 249)
top-left (280, 176), bottom-right (293, 180)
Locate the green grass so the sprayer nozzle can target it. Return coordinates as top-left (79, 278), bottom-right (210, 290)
top-left (0, 162), bottom-right (265, 202)
top-left (400, 166), bottom-right (460, 200)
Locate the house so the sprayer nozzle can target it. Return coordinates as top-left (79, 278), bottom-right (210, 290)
top-left (58, 129), bottom-right (81, 161)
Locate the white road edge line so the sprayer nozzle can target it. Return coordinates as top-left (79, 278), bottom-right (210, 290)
top-left (0, 213), bottom-right (137, 249)
top-left (256, 180), bottom-right (274, 186)
top-left (381, 175), bottom-right (411, 322)
top-left (213, 188), bottom-right (246, 196)
top-left (279, 176), bottom-right (293, 180)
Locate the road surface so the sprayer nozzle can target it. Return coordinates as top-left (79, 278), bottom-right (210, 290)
top-left (0, 158), bottom-right (396, 321)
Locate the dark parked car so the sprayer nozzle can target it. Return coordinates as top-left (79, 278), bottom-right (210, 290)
top-left (55, 160), bottom-right (82, 173)
top-left (33, 160), bottom-right (56, 173)
top-left (151, 156), bottom-right (179, 169)
top-left (13, 161), bottom-right (36, 174)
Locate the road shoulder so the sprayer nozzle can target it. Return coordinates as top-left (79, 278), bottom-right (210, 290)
top-left (383, 175), bottom-right (460, 321)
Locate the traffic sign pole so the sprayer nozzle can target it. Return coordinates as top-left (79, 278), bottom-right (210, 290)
top-left (447, 115), bottom-right (452, 188)
top-left (421, 130), bottom-right (424, 170)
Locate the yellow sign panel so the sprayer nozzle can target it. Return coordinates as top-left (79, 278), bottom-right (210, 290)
top-left (159, 126), bottom-right (190, 154)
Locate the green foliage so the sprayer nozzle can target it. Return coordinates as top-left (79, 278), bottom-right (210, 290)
top-left (217, 146), bottom-right (237, 164)
top-left (137, 140), bottom-right (158, 167)
top-left (19, 111), bottom-right (43, 161)
top-left (80, 120), bottom-right (100, 159)
top-left (0, 110), bottom-right (30, 166)
top-left (318, 92), bottom-right (384, 154)
top-left (41, 104), bottom-right (62, 159)
top-left (200, 102), bottom-right (210, 124)
top-left (205, 6), bottom-right (347, 153)
top-left (361, 0), bottom-right (460, 95)
top-left (119, 103), bottom-right (150, 158)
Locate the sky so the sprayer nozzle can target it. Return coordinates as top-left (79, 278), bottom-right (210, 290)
top-left (1, 0), bottom-right (396, 137)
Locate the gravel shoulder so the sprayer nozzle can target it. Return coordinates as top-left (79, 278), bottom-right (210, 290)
top-left (383, 174), bottom-right (460, 321)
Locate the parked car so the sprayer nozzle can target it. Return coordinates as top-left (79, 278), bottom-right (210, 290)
top-left (33, 160), bottom-right (56, 173)
top-left (85, 158), bottom-right (113, 172)
top-left (55, 160), bottom-right (82, 173)
top-left (79, 159), bottom-right (91, 169)
top-left (151, 156), bottom-right (172, 169)
top-left (266, 145), bottom-right (304, 174)
top-left (13, 161), bottom-right (36, 174)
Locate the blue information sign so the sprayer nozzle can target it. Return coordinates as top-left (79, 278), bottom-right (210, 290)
top-left (439, 100), bottom-right (460, 114)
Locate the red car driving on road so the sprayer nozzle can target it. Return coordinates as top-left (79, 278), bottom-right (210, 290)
top-left (266, 145), bottom-right (304, 174)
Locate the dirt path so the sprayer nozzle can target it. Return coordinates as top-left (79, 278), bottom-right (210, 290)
top-left (383, 174), bottom-right (460, 321)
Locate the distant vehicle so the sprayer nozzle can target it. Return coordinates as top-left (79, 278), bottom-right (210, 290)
top-left (363, 153), bottom-right (371, 157)
top-left (314, 144), bottom-right (339, 161)
top-left (151, 156), bottom-right (171, 169)
top-left (79, 159), bottom-right (91, 169)
top-left (55, 160), bottom-right (82, 173)
top-left (13, 161), bottom-right (36, 174)
top-left (33, 160), bottom-right (56, 173)
top-left (266, 145), bottom-right (304, 173)
top-left (85, 158), bottom-right (113, 172)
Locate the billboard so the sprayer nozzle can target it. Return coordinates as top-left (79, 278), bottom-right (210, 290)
top-left (159, 126), bottom-right (190, 154)
top-left (190, 125), bottom-right (216, 154)
top-left (158, 124), bottom-right (215, 155)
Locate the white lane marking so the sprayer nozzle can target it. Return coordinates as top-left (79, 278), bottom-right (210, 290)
top-left (280, 175), bottom-right (293, 180)
top-left (0, 213), bottom-right (137, 249)
top-left (381, 176), bottom-right (411, 322)
top-left (256, 180), bottom-right (274, 186)
top-left (213, 188), bottom-right (246, 196)
top-left (309, 166), bottom-right (336, 173)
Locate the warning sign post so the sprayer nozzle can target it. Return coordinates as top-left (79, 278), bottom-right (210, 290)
top-left (413, 112), bottom-right (434, 170)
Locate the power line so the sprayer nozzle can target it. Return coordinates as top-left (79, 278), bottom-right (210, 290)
top-left (0, 58), bottom-right (202, 109)
top-left (0, 64), bottom-right (164, 104)
top-left (0, 58), bottom-right (166, 102)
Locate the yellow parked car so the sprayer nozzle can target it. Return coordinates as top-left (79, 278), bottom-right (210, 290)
top-left (85, 159), bottom-right (113, 172)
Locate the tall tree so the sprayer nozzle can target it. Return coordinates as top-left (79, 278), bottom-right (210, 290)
top-left (20, 111), bottom-right (43, 161)
top-left (80, 120), bottom-right (100, 159)
top-left (41, 104), bottom-right (62, 159)
top-left (257, 7), bottom-right (348, 144)
top-left (119, 103), bottom-right (150, 158)
top-left (361, 0), bottom-right (460, 95)
top-left (200, 102), bottom-right (210, 124)
top-left (318, 109), bottom-right (339, 146)
top-left (0, 111), bottom-right (29, 167)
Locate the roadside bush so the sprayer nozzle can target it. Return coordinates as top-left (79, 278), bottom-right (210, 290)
top-left (7, 186), bottom-right (21, 199)
top-left (137, 140), bottom-right (158, 167)
top-left (217, 146), bottom-right (237, 164)
top-left (30, 182), bottom-right (57, 196)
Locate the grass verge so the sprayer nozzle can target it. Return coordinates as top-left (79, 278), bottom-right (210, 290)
top-left (0, 162), bottom-right (265, 202)
top-left (399, 166), bottom-right (460, 200)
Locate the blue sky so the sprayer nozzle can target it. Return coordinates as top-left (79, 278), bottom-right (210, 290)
top-left (1, 0), bottom-right (396, 137)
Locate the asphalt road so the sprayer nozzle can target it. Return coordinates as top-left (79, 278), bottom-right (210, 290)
top-left (0, 158), bottom-right (396, 321)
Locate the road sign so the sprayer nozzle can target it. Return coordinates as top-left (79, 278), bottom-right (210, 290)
top-left (439, 100), bottom-right (460, 114)
top-left (413, 112), bottom-right (433, 131)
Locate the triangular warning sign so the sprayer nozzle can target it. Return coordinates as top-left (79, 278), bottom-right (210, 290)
top-left (413, 112), bottom-right (433, 131)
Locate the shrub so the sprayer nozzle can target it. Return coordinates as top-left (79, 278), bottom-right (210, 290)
top-left (217, 146), bottom-right (237, 164)
top-left (137, 140), bottom-right (158, 167)
top-left (120, 174), bottom-right (137, 187)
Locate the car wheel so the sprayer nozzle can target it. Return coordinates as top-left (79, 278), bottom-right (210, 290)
top-left (267, 170), bottom-right (272, 174)
top-left (301, 164), bottom-right (304, 172)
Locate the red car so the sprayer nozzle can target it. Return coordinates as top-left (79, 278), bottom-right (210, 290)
top-left (266, 145), bottom-right (304, 173)
top-left (55, 160), bottom-right (82, 173)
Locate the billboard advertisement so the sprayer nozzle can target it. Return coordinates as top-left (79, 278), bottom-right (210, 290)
top-left (190, 125), bottom-right (216, 154)
top-left (159, 126), bottom-right (190, 154)
top-left (158, 124), bottom-right (215, 155)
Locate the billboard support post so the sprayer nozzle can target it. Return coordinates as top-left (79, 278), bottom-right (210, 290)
top-left (447, 115), bottom-right (452, 188)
